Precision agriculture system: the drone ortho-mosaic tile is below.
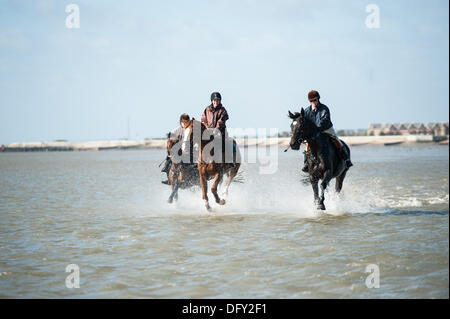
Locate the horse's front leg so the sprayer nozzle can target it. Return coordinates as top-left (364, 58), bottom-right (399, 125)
top-left (168, 183), bottom-right (179, 204)
top-left (318, 169), bottom-right (333, 210)
top-left (310, 178), bottom-right (320, 207)
top-left (199, 167), bottom-right (211, 211)
top-left (211, 172), bottom-right (225, 205)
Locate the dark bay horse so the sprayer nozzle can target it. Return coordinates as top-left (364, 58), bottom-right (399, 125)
top-left (166, 137), bottom-right (200, 203)
top-left (287, 108), bottom-right (351, 210)
top-left (182, 118), bottom-right (241, 211)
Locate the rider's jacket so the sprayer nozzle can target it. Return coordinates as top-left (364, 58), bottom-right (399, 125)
top-left (304, 103), bottom-right (333, 133)
top-left (169, 126), bottom-right (183, 140)
top-left (201, 104), bottom-right (229, 135)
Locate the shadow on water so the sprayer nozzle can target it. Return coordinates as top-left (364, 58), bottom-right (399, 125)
top-left (370, 210), bottom-right (449, 217)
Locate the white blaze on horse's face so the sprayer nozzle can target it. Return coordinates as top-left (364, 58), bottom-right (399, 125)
top-left (182, 127), bottom-right (191, 153)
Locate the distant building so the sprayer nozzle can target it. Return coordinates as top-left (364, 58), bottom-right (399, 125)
top-left (367, 123), bottom-right (383, 136)
top-left (367, 122), bottom-right (449, 136)
top-left (440, 123), bottom-right (449, 136)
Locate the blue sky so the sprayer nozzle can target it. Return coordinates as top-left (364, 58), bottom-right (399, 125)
top-left (0, 0), bottom-right (448, 143)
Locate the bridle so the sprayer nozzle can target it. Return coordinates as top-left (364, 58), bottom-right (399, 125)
top-left (293, 118), bottom-right (306, 145)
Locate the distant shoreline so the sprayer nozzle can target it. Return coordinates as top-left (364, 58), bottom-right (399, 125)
top-left (1, 135), bottom-right (448, 152)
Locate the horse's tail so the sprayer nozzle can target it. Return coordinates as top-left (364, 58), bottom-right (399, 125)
top-left (341, 140), bottom-right (351, 159)
top-left (231, 170), bottom-right (244, 183)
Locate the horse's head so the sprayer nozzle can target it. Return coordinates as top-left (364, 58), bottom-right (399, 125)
top-left (288, 108), bottom-right (306, 150)
top-left (166, 131), bottom-right (179, 155)
top-left (288, 108), bottom-right (317, 150)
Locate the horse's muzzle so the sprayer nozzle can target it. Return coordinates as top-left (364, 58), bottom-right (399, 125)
top-left (290, 142), bottom-right (300, 150)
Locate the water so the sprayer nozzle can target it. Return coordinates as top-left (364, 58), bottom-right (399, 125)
top-left (0, 144), bottom-right (448, 298)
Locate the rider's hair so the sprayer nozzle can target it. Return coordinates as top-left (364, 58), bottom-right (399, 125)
top-left (179, 113), bottom-right (190, 123)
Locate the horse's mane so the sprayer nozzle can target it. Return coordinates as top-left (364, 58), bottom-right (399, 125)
top-left (288, 110), bottom-right (318, 133)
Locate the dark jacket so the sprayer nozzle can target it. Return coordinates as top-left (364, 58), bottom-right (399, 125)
top-left (304, 103), bottom-right (333, 133)
top-left (201, 104), bottom-right (229, 135)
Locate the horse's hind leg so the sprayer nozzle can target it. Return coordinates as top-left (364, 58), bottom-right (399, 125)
top-left (211, 172), bottom-right (225, 205)
top-left (335, 168), bottom-right (348, 194)
top-left (222, 163), bottom-right (240, 197)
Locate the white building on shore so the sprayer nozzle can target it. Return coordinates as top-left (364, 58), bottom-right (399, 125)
top-left (367, 122), bottom-right (448, 136)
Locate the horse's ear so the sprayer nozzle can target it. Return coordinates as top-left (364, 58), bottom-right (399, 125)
top-left (192, 117), bottom-right (195, 121)
top-left (288, 110), bottom-right (295, 119)
top-left (300, 108), bottom-right (305, 116)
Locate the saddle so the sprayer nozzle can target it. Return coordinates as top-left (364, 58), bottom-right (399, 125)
top-left (305, 135), bottom-right (343, 153)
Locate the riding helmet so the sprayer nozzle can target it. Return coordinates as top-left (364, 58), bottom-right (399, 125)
top-left (210, 92), bottom-right (222, 101)
top-left (308, 90), bottom-right (320, 101)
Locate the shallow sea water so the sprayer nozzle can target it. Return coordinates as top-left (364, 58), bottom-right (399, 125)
top-left (0, 144), bottom-right (448, 298)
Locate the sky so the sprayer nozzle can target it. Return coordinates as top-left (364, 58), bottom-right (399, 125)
top-left (0, 0), bottom-right (448, 143)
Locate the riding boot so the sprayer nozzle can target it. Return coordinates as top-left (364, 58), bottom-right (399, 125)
top-left (161, 157), bottom-right (172, 184)
top-left (161, 156), bottom-right (171, 174)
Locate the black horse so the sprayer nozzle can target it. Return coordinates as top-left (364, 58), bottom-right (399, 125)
top-left (287, 108), bottom-right (351, 210)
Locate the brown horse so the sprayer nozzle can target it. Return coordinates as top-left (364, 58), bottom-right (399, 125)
top-left (181, 118), bottom-right (241, 211)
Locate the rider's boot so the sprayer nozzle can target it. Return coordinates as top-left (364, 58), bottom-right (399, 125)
top-left (161, 156), bottom-right (171, 173)
top-left (161, 156), bottom-right (171, 184)
top-left (334, 138), bottom-right (353, 169)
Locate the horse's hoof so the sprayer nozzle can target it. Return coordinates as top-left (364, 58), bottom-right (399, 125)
top-left (206, 205), bottom-right (212, 212)
top-left (219, 199), bottom-right (226, 205)
top-left (168, 198), bottom-right (173, 204)
top-left (317, 204), bottom-right (326, 210)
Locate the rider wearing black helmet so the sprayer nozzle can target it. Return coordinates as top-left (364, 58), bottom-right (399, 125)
top-left (201, 92), bottom-right (235, 167)
top-left (201, 92), bottom-right (229, 136)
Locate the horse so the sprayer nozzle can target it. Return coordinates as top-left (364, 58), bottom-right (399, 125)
top-left (181, 118), bottom-right (241, 211)
top-left (287, 108), bottom-right (351, 210)
top-left (166, 136), bottom-right (200, 203)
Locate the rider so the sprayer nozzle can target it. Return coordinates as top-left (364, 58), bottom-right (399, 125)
top-left (302, 90), bottom-right (353, 172)
top-left (201, 92), bottom-right (235, 167)
top-left (161, 113), bottom-right (191, 185)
